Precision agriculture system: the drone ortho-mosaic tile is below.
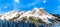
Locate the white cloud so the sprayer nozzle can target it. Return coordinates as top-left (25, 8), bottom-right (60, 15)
top-left (43, 0), bottom-right (46, 3)
top-left (13, 0), bottom-right (42, 9)
top-left (14, 0), bottom-right (20, 3)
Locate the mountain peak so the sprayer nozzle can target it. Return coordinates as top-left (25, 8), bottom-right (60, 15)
top-left (0, 7), bottom-right (59, 25)
top-left (39, 7), bottom-right (44, 9)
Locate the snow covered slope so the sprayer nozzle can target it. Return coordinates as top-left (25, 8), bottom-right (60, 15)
top-left (0, 7), bottom-right (59, 27)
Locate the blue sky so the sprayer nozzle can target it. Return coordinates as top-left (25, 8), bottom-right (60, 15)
top-left (0, 0), bottom-right (60, 15)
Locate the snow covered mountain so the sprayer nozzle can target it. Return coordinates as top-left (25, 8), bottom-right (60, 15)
top-left (0, 7), bottom-right (59, 27)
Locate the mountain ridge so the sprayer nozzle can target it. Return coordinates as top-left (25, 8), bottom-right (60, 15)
top-left (0, 7), bottom-right (59, 27)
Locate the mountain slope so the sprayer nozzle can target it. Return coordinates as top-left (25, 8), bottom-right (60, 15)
top-left (0, 7), bottom-right (59, 27)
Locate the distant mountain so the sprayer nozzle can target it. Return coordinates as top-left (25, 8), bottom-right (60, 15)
top-left (0, 7), bottom-right (60, 27)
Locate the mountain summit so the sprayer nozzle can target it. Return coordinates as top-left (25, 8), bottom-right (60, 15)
top-left (0, 7), bottom-right (59, 27)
